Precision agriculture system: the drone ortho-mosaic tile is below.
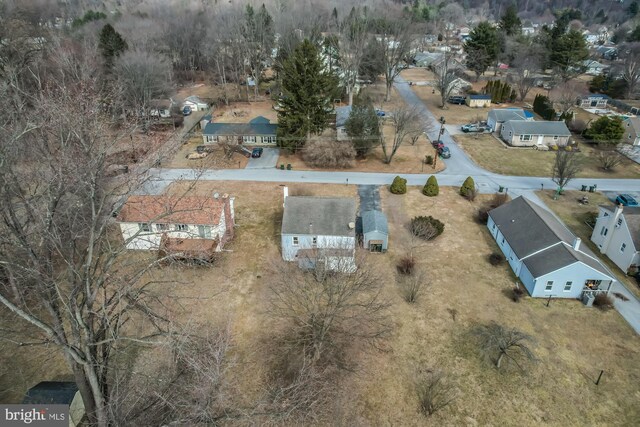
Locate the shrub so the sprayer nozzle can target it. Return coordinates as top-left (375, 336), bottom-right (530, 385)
top-left (459, 176), bottom-right (475, 197)
top-left (425, 155), bottom-right (433, 165)
top-left (593, 293), bottom-right (614, 311)
top-left (550, 145), bottom-right (559, 151)
top-left (397, 255), bottom-right (415, 275)
top-left (491, 192), bottom-right (509, 208)
top-left (476, 208), bottom-right (490, 224)
top-left (488, 252), bottom-right (504, 266)
top-left (568, 119), bottom-right (587, 133)
top-left (565, 145), bottom-right (573, 152)
top-left (422, 175), bottom-right (439, 197)
top-left (416, 370), bottom-right (457, 417)
top-left (511, 286), bottom-right (525, 302)
top-left (390, 176), bottom-right (407, 194)
top-left (584, 211), bottom-right (598, 228)
top-left (410, 216), bottom-right (445, 240)
top-left (303, 138), bottom-right (355, 168)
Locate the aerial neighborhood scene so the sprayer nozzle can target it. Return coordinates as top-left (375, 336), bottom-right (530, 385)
top-left (3, 0), bottom-right (640, 425)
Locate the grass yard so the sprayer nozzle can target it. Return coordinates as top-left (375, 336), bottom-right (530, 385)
top-left (455, 133), bottom-right (640, 178)
top-left (2, 182), bottom-right (639, 427)
top-left (537, 190), bottom-right (640, 300)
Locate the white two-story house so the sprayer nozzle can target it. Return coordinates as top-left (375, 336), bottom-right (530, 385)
top-left (591, 205), bottom-right (640, 274)
top-left (117, 194), bottom-right (235, 259)
top-left (280, 188), bottom-right (356, 272)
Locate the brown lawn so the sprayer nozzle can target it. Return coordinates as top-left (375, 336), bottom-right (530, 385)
top-left (2, 182), bottom-right (639, 425)
top-left (166, 135), bottom-right (250, 169)
top-left (537, 190), bottom-right (640, 300)
top-left (455, 133), bottom-right (640, 178)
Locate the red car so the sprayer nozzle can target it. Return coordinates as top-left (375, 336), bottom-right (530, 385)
top-left (432, 141), bottom-right (444, 150)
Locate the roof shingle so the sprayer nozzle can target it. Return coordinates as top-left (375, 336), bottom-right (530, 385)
top-left (117, 195), bottom-right (227, 225)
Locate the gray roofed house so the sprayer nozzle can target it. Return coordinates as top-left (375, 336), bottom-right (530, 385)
top-left (488, 196), bottom-right (615, 299)
top-left (591, 205), bottom-right (640, 273)
top-left (622, 116), bottom-right (640, 146)
top-left (335, 105), bottom-right (352, 141)
top-left (281, 193), bottom-right (357, 271)
top-left (202, 116), bottom-right (278, 145)
top-left (486, 108), bottom-right (532, 132)
top-left (361, 210), bottom-right (388, 252)
top-left (183, 95), bottom-right (209, 111)
top-left (23, 382), bottom-right (85, 426)
top-left (500, 120), bottom-right (571, 148)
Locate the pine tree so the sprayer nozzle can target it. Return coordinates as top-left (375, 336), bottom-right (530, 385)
top-left (390, 176), bottom-right (407, 194)
top-left (346, 97), bottom-right (381, 158)
top-left (499, 5), bottom-right (522, 36)
top-left (460, 176), bottom-right (475, 197)
top-left (464, 22), bottom-right (500, 80)
top-left (277, 39), bottom-right (339, 151)
top-left (98, 24), bottom-right (127, 68)
top-left (423, 175), bottom-right (439, 197)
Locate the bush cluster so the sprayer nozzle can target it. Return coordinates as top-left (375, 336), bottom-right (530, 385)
top-left (422, 175), bottom-right (439, 196)
top-left (390, 176), bottom-right (407, 194)
top-left (488, 252), bottom-right (504, 266)
top-left (410, 216), bottom-right (445, 240)
top-left (460, 176), bottom-right (476, 199)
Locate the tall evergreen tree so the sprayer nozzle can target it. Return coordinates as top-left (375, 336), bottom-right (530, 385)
top-left (98, 24), bottom-right (127, 68)
top-left (346, 96), bottom-right (381, 158)
top-left (277, 39), bottom-right (338, 151)
top-left (464, 22), bottom-right (499, 80)
top-left (549, 29), bottom-right (588, 81)
top-left (499, 5), bottom-right (522, 36)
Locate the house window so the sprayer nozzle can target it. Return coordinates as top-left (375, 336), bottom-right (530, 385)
top-left (553, 135), bottom-right (559, 141)
top-left (600, 226), bottom-right (608, 236)
top-left (175, 224), bottom-right (188, 231)
top-left (138, 223), bottom-right (151, 232)
top-left (564, 281), bottom-right (572, 292)
top-left (621, 243), bottom-right (626, 252)
top-left (292, 236), bottom-right (299, 246)
top-left (492, 223), bottom-right (496, 230)
top-left (545, 281), bottom-right (553, 291)
top-left (617, 218), bottom-right (623, 227)
top-left (243, 136), bottom-right (257, 143)
top-left (312, 236), bottom-right (317, 245)
top-left (263, 136), bottom-right (276, 144)
top-left (519, 134), bottom-right (532, 142)
top-left (207, 136), bottom-right (218, 143)
top-left (156, 224), bottom-right (169, 232)
top-left (501, 237), bottom-right (505, 245)
top-left (198, 225), bottom-right (212, 238)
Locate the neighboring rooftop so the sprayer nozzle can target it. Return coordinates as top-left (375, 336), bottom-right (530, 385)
top-left (488, 108), bottom-right (528, 122)
top-left (282, 196), bottom-right (356, 237)
top-left (469, 94), bottom-right (492, 99)
top-left (502, 120), bottom-right (571, 136)
top-left (117, 195), bottom-right (228, 225)
top-left (490, 196), bottom-right (614, 279)
top-left (362, 210), bottom-right (388, 235)
top-left (580, 94), bottom-right (609, 99)
top-left (22, 382), bottom-right (78, 405)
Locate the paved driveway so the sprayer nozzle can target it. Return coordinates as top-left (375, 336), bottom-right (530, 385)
top-left (444, 124), bottom-right (464, 135)
top-left (358, 185), bottom-right (381, 212)
top-left (245, 147), bottom-right (279, 169)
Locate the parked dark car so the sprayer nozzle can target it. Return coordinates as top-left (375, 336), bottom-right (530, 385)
top-left (438, 146), bottom-right (451, 158)
top-left (447, 95), bottom-right (466, 105)
top-left (616, 194), bottom-right (638, 206)
top-left (375, 108), bottom-right (386, 117)
top-left (251, 147), bottom-right (264, 158)
top-left (182, 106), bottom-right (192, 116)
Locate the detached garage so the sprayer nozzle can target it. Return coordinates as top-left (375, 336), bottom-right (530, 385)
top-left (362, 210), bottom-right (388, 252)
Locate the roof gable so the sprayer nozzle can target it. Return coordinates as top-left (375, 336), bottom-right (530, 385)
top-left (362, 210), bottom-right (388, 235)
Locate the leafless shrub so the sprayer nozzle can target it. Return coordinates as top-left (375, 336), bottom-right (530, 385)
top-left (597, 151), bottom-right (623, 171)
top-left (397, 255), bottom-right (416, 275)
top-left (491, 192), bottom-right (509, 207)
top-left (464, 186), bottom-right (478, 202)
top-left (303, 138), bottom-right (356, 168)
top-left (511, 285), bottom-right (525, 302)
top-left (476, 208), bottom-right (490, 224)
top-left (593, 293), bottom-right (614, 311)
top-left (613, 292), bottom-right (629, 301)
top-left (447, 308), bottom-right (458, 321)
top-left (568, 118), bottom-right (587, 133)
top-left (488, 252), bottom-right (505, 266)
top-left (397, 268), bottom-right (428, 303)
top-left (416, 369), bottom-right (457, 417)
top-left (472, 322), bottom-right (536, 371)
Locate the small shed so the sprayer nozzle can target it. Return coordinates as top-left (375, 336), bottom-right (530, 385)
top-left (23, 381), bottom-right (85, 427)
top-left (362, 210), bottom-right (388, 252)
top-left (466, 95), bottom-right (492, 108)
top-left (183, 95), bottom-right (209, 111)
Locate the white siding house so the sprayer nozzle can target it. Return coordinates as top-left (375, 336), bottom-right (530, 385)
top-left (488, 197), bottom-right (615, 299)
top-left (183, 95), bottom-right (209, 111)
top-left (622, 117), bottom-right (640, 146)
top-left (116, 194), bottom-right (235, 255)
top-left (500, 120), bottom-right (571, 147)
top-left (281, 189), bottom-right (356, 272)
top-left (591, 205), bottom-right (640, 273)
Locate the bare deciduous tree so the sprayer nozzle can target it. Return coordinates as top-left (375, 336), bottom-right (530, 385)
top-left (509, 47), bottom-right (541, 101)
top-left (416, 369), bottom-right (457, 416)
top-left (597, 151), bottom-right (623, 171)
top-left (473, 322), bottom-right (536, 371)
top-left (433, 52), bottom-right (459, 109)
top-left (303, 137), bottom-right (356, 168)
top-left (374, 19), bottom-right (413, 101)
top-left (549, 80), bottom-right (581, 117)
top-left (382, 105), bottom-right (424, 164)
top-left (552, 150), bottom-right (582, 192)
top-left (338, 9), bottom-right (370, 105)
top-left (621, 48), bottom-right (640, 99)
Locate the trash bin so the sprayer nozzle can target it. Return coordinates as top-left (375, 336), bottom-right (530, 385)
top-left (498, 186), bottom-right (504, 193)
top-left (593, 184), bottom-right (597, 191)
top-left (589, 186), bottom-right (595, 193)
top-left (287, 164), bottom-right (292, 170)
top-left (280, 164), bottom-right (285, 170)
top-left (581, 185), bottom-right (587, 191)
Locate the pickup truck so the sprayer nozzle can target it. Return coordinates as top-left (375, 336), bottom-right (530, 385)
top-left (461, 123), bottom-right (488, 133)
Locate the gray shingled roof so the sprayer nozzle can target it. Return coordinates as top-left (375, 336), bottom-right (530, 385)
top-left (490, 197), bottom-right (614, 279)
top-left (488, 109), bottom-right (526, 123)
top-left (335, 106), bottom-right (352, 128)
top-left (282, 197), bottom-right (356, 237)
top-left (362, 210), bottom-right (388, 235)
top-left (502, 120), bottom-right (571, 136)
top-left (203, 118), bottom-right (277, 136)
top-left (601, 205), bottom-right (640, 249)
